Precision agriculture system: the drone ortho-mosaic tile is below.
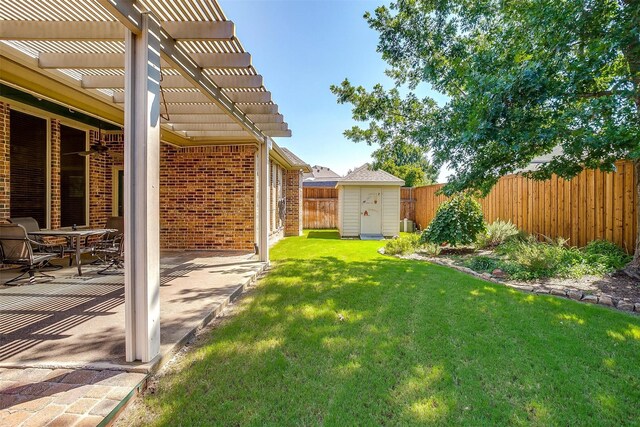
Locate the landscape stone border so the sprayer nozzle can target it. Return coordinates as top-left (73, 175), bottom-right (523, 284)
top-left (379, 248), bottom-right (640, 314)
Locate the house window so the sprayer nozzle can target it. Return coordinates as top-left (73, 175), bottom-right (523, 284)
top-left (9, 110), bottom-right (47, 226)
top-left (60, 125), bottom-right (87, 227)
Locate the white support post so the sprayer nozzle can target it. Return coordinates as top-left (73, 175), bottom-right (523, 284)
top-left (259, 137), bottom-right (271, 263)
top-left (123, 12), bottom-right (161, 363)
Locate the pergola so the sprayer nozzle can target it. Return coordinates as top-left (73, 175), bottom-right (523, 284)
top-left (0, 0), bottom-right (289, 363)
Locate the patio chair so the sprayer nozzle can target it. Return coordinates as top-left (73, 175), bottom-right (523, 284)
top-left (0, 224), bottom-right (59, 285)
top-left (8, 217), bottom-right (67, 257)
top-left (92, 216), bottom-right (124, 274)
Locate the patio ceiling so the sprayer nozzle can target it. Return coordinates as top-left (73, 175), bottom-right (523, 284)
top-left (0, 0), bottom-right (291, 144)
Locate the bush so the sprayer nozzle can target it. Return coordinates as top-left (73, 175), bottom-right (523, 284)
top-left (476, 220), bottom-right (520, 249)
top-left (505, 239), bottom-right (575, 279)
top-left (583, 240), bottom-right (632, 271)
top-left (494, 238), bottom-right (631, 280)
top-left (464, 256), bottom-right (502, 272)
top-left (385, 233), bottom-right (421, 255)
top-left (421, 193), bottom-right (485, 247)
top-left (419, 242), bottom-right (442, 256)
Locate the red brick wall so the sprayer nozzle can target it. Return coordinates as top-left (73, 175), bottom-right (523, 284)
top-left (50, 119), bottom-right (61, 229)
top-left (285, 169), bottom-right (303, 236)
top-left (88, 130), bottom-right (116, 227)
top-left (159, 144), bottom-right (257, 250)
top-left (87, 133), bottom-right (258, 251)
top-left (0, 102), bottom-right (9, 220)
top-left (0, 105), bottom-right (297, 252)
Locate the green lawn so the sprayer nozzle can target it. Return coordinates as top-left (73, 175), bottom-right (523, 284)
top-left (131, 230), bottom-right (639, 426)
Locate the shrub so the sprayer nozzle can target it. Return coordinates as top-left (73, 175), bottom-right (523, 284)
top-left (495, 238), bottom-right (630, 280)
top-left (419, 242), bottom-right (442, 256)
top-left (421, 193), bottom-right (485, 247)
top-left (464, 256), bottom-right (501, 272)
top-left (476, 220), bottom-right (520, 249)
top-left (385, 233), bottom-right (421, 255)
top-left (506, 239), bottom-right (574, 279)
top-left (582, 240), bottom-right (631, 271)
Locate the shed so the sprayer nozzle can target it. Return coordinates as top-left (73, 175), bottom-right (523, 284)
top-left (335, 164), bottom-right (405, 239)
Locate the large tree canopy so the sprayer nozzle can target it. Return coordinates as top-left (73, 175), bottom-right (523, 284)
top-left (372, 140), bottom-right (438, 187)
top-left (332, 0), bottom-right (640, 273)
top-left (332, 83), bottom-right (438, 186)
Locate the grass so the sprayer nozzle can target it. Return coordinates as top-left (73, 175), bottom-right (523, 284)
top-left (129, 230), bottom-right (640, 426)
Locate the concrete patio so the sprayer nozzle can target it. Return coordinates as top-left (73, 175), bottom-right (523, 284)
top-left (0, 251), bottom-right (264, 370)
top-left (0, 252), bottom-right (265, 425)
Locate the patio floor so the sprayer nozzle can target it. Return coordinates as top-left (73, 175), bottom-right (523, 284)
top-left (0, 251), bottom-right (265, 425)
top-left (0, 251), bottom-right (265, 371)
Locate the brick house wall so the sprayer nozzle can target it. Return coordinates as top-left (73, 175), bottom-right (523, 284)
top-left (159, 144), bottom-right (257, 251)
top-left (0, 102), bottom-right (9, 219)
top-left (0, 102), bottom-right (303, 250)
top-left (88, 129), bottom-right (111, 228)
top-left (50, 119), bottom-right (61, 229)
top-left (91, 134), bottom-right (257, 250)
top-left (285, 169), bottom-right (303, 236)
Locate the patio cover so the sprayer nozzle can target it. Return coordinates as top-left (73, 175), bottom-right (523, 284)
top-left (0, 0), bottom-right (287, 363)
top-left (0, 0), bottom-right (291, 144)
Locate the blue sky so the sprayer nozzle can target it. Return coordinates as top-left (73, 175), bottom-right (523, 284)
top-left (221, 0), bottom-right (450, 180)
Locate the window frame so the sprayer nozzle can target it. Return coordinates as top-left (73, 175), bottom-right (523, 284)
top-left (3, 98), bottom-right (93, 229)
top-left (59, 122), bottom-right (90, 228)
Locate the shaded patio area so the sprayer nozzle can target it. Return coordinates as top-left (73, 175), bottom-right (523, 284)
top-left (0, 252), bottom-right (265, 372)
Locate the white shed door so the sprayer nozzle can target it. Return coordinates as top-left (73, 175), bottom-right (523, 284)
top-left (360, 188), bottom-right (382, 235)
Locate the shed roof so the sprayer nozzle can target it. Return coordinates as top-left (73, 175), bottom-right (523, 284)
top-left (336, 164), bottom-right (404, 187)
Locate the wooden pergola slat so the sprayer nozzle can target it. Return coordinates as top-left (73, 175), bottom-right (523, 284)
top-left (113, 90), bottom-right (272, 104)
top-left (39, 52), bottom-right (252, 69)
top-left (82, 74), bottom-right (264, 89)
top-left (163, 113), bottom-right (284, 124)
top-left (0, 20), bottom-right (235, 41)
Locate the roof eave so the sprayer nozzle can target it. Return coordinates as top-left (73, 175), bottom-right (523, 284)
top-left (270, 142), bottom-right (311, 172)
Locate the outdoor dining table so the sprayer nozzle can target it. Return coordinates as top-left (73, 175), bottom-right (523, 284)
top-left (29, 228), bottom-right (117, 276)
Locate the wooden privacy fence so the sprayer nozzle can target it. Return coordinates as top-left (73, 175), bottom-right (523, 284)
top-left (400, 188), bottom-right (416, 221)
top-left (303, 188), bottom-right (338, 229)
top-left (414, 161), bottom-right (637, 252)
top-left (303, 187), bottom-right (418, 229)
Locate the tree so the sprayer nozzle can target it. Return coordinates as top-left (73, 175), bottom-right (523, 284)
top-left (371, 140), bottom-right (437, 187)
top-left (330, 81), bottom-right (438, 187)
top-left (332, 0), bottom-right (640, 277)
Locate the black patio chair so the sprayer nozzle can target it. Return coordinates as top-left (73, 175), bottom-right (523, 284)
top-left (0, 224), bottom-right (59, 285)
top-left (92, 216), bottom-right (124, 274)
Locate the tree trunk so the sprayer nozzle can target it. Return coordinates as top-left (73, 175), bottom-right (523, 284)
top-left (622, 0), bottom-right (640, 279)
top-left (625, 159), bottom-right (640, 279)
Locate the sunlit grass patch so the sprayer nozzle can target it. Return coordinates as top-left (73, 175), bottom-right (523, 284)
top-left (127, 230), bottom-right (640, 426)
